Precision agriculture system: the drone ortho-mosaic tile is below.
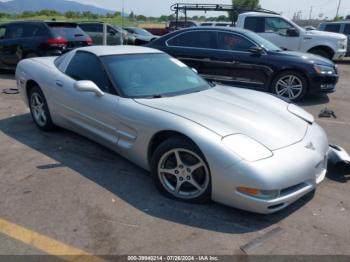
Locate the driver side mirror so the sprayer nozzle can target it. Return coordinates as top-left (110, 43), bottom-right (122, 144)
top-left (286, 28), bottom-right (299, 37)
top-left (74, 80), bottom-right (104, 97)
top-left (248, 46), bottom-right (264, 55)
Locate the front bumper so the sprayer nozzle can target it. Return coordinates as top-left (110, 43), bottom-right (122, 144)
top-left (333, 50), bottom-right (346, 60)
top-left (309, 73), bottom-right (338, 94)
top-left (211, 123), bottom-right (329, 214)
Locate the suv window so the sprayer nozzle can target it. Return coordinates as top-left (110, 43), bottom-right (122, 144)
top-left (46, 22), bottom-right (86, 40)
top-left (23, 24), bottom-right (46, 37)
top-left (324, 23), bottom-right (341, 33)
top-left (265, 17), bottom-right (295, 36)
top-left (79, 23), bottom-right (103, 33)
top-left (66, 52), bottom-right (112, 93)
top-left (168, 31), bottom-right (216, 49)
top-left (0, 26), bottom-right (6, 39)
top-left (344, 24), bottom-right (350, 35)
top-left (6, 24), bottom-right (25, 39)
top-left (218, 32), bottom-right (255, 51)
top-left (244, 17), bottom-right (265, 33)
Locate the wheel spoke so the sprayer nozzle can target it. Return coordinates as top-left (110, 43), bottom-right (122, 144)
top-left (189, 162), bottom-right (204, 173)
top-left (278, 87), bottom-right (288, 96)
top-left (34, 95), bottom-right (41, 106)
top-left (188, 178), bottom-right (202, 190)
top-left (277, 80), bottom-right (288, 87)
top-left (174, 150), bottom-right (182, 166)
top-left (40, 111), bottom-right (47, 122)
top-left (159, 168), bottom-right (177, 177)
top-left (175, 180), bottom-right (183, 193)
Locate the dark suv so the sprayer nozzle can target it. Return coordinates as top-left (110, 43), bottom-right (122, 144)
top-left (0, 21), bottom-right (92, 69)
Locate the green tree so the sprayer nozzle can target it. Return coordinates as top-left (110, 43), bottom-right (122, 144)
top-left (230, 0), bottom-right (260, 21)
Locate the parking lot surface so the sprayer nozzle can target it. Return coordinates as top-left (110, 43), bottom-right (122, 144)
top-left (0, 65), bottom-right (349, 257)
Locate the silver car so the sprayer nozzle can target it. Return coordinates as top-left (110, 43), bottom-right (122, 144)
top-left (16, 46), bottom-right (330, 214)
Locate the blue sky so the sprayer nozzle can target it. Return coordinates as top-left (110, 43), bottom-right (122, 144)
top-left (76, 0), bottom-right (350, 19)
top-left (1, 0), bottom-right (349, 19)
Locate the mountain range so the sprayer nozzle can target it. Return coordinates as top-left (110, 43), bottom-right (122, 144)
top-left (0, 0), bottom-right (116, 15)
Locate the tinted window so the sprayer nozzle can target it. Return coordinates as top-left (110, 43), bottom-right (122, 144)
top-left (344, 24), bottom-right (350, 35)
top-left (102, 53), bottom-right (211, 98)
top-left (217, 32), bottom-right (255, 51)
top-left (168, 31), bottom-right (216, 49)
top-left (46, 22), bottom-right (86, 40)
top-left (6, 24), bottom-right (25, 39)
top-left (23, 24), bottom-right (46, 37)
top-left (244, 17), bottom-right (265, 33)
top-left (201, 23), bottom-right (212, 26)
top-left (265, 17), bottom-right (295, 35)
top-left (324, 24), bottom-right (341, 33)
top-left (0, 26), bottom-right (6, 39)
top-left (66, 52), bottom-right (111, 93)
top-left (79, 24), bottom-right (103, 33)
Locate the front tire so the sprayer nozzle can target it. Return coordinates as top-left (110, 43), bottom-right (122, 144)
top-left (271, 71), bottom-right (308, 101)
top-left (309, 48), bottom-right (332, 60)
top-left (29, 86), bottom-right (56, 131)
top-left (151, 138), bottom-right (211, 203)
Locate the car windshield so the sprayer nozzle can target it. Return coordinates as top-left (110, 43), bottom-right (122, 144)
top-left (102, 53), bottom-right (212, 98)
top-left (244, 30), bottom-right (281, 52)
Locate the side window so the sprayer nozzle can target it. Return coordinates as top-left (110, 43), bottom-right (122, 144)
top-left (217, 32), bottom-right (255, 51)
top-left (107, 26), bottom-right (119, 36)
top-left (244, 17), bottom-right (265, 33)
top-left (80, 24), bottom-right (103, 33)
top-left (0, 26), bottom-right (6, 39)
top-left (344, 24), bottom-right (350, 35)
top-left (23, 24), bottom-right (46, 38)
top-left (324, 24), bottom-right (341, 33)
top-left (168, 31), bottom-right (216, 49)
top-left (265, 17), bottom-right (294, 35)
top-left (65, 52), bottom-right (112, 93)
top-left (6, 24), bottom-right (25, 39)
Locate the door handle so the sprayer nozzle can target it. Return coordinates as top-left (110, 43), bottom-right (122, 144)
top-left (55, 80), bottom-right (63, 87)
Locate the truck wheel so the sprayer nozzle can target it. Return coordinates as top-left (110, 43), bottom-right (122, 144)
top-left (272, 71), bottom-right (308, 102)
top-left (309, 48), bottom-right (332, 60)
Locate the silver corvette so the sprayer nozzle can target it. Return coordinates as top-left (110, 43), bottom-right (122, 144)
top-left (16, 46), bottom-right (331, 214)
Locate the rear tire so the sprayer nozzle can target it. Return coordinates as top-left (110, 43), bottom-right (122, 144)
top-left (28, 86), bottom-right (56, 131)
top-left (271, 71), bottom-right (308, 102)
top-left (151, 138), bottom-right (211, 203)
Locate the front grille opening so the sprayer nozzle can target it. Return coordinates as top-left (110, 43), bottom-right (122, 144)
top-left (280, 182), bottom-right (308, 197)
top-left (268, 203), bottom-right (284, 210)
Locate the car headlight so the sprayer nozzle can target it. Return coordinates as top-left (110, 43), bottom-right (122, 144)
top-left (314, 64), bottom-right (336, 75)
top-left (222, 134), bottom-right (273, 162)
top-left (338, 39), bottom-right (347, 49)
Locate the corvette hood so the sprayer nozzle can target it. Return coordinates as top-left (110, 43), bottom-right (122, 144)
top-left (136, 86), bottom-right (308, 150)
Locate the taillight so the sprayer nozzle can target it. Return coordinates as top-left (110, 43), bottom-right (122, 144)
top-left (47, 37), bottom-right (68, 46)
top-left (86, 37), bottom-right (93, 45)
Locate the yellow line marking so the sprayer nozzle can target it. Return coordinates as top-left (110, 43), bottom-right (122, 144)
top-left (0, 218), bottom-right (106, 262)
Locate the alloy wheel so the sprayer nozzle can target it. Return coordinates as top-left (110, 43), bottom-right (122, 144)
top-left (157, 148), bottom-right (210, 199)
top-left (30, 92), bottom-right (47, 127)
top-left (275, 75), bottom-right (303, 100)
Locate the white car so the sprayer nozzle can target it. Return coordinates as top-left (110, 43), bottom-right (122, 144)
top-left (236, 12), bottom-right (348, 60)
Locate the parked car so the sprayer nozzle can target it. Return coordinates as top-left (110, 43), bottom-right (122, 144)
top-left (78, 22), bottom-right (124, 45)
top-left (147, 27), bottom-right (338, 101)
top-left (168, 20), bottom-right (198, 31)
top-left (123, 27), bottom-right (158, 45)
top-left (16, 45), bottom-right (331, 213)
top-left (319, 21), bottom-right (350, 56)
top-left (200, 22), bottom-right (234, 27)
top-left (0, 21), bottom-right (92, 69)
top-left (236, 12), bottom-right (348, 60)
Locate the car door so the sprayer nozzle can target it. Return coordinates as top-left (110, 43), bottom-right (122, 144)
top-left (163, 30), bottom-right (218, 78)
top-left (247, 16), bottom-right (301, 51)
top-left (107, 26), bottom-right (122, 45)
top-left (0, 23), bottom-right (25, 67)
top-left (209, 31), bottom-right (271, 90)
top-left (343, 24), bottom-right (350, 56)
top-left (54, 51), bottom-right (120, 146)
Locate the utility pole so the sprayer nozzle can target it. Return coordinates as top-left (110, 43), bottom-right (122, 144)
top-left (122, 0), bottom-right (125, 26)
top-left (336, 0), bottom-right (342, 18)
top-left (309, 6), bottom-right (313, 20)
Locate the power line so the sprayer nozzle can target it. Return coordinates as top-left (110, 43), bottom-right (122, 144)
top-left (336, 0), bottom-right (342, 17)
